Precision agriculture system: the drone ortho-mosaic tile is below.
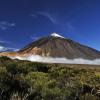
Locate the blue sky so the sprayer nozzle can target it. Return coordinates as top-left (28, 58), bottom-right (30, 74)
top-left (0, 0), bottom-right (100, 51)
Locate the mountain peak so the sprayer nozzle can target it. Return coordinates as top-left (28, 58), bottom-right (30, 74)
top-left (50, 33), bottom-right (64, 38)
top-left (1, 32), bottom-right (100, 60)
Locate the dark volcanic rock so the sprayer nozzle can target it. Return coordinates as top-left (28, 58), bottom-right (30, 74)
top-left (18, 33), bottom-right (100, 60)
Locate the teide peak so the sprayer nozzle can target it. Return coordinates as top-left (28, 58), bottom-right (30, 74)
top-left (0, 32), bottom-right (100, 64)
top-left (18, 32), bottom-right (100, 59)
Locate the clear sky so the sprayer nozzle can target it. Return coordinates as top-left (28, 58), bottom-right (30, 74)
top-left (0, 0), bottom-right (100, 51)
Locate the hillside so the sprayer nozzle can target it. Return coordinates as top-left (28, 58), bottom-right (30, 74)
top-left (19, 33), bottom-right (100, 59)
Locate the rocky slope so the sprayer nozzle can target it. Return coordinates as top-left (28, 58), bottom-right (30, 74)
top-left (0, 33), bottom-right (100, 60)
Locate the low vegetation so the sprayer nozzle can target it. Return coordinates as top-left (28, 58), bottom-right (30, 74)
top-left (0, 56), bottom-right (100, 100)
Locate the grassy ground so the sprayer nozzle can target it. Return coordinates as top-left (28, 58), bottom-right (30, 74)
top-left (0, 56), bottom-right (100, 100)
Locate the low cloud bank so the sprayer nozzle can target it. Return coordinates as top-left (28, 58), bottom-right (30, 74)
top-left (10, 55), bottom-right (100, 65)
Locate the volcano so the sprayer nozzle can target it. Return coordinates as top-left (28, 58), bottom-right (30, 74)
top-left (0, 33), bottom-right (100, 60)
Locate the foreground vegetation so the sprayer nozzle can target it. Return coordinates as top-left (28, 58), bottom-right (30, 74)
top-left (0, 56), bottom-right (100, 100)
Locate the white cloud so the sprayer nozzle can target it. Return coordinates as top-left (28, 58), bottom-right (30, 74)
top-left (37, 12), bottom-right (57, 24)
top-left (30, 14), bottom-right (38, 18)
top-left (11, 55), bottom-right (100, 65)
top-left (0, 45), bottom-right (19, 52)
top-left (0, 21), bottom-right (15, 30)
top-left (0, 40), bottom-right (7, 43)
top-left (0, 46), bottom-right (7, 51)
top-left (31, 12), bottom-right (57, 24)
top-left (9, 48), bottom-right (19, 51)
top-left (30, 36), bottom-right (40, 41)
top-left (0, 40), bottom-right (11, 44)
top-left (31, 11), bottom-right (75, 32)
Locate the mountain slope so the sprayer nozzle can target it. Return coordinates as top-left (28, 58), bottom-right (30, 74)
top-left (18, 33), bottom-right (100, 59)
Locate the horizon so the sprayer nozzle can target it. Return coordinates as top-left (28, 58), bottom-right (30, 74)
top-left (0, 0), bottom-right (100, 51)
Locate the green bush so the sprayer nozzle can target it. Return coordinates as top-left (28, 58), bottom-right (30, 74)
top-left (0, 57), bottom-right (100, 100)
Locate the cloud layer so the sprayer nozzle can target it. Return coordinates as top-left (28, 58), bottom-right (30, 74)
top-left (11, 55), bottom-right (100, 65)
